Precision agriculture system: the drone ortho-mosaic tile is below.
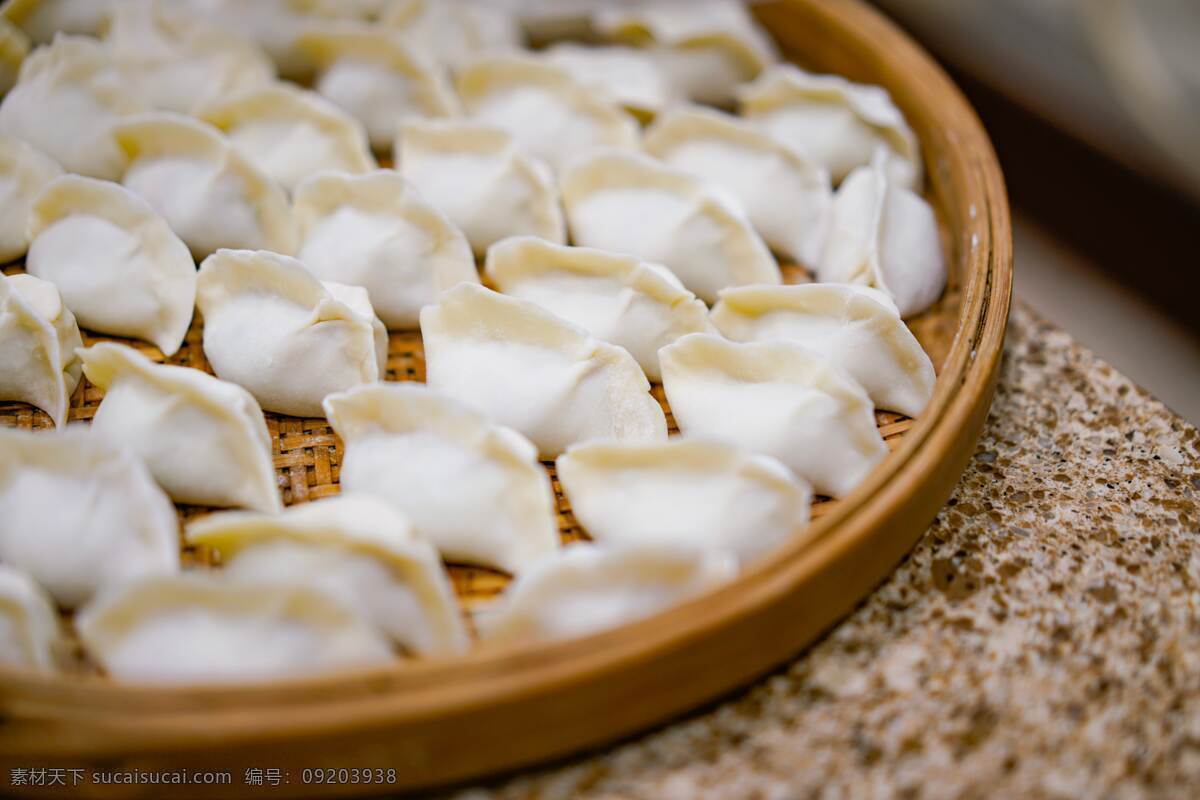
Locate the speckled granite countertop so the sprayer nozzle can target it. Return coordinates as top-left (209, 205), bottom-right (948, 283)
top-left (452, 303), bottom-right (1200, 800)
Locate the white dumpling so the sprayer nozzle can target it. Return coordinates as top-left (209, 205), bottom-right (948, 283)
top-left (644, 105), bottom-right (832, 265)
top-left (113, 113), bottom-right (298, 260)
top-left (484, 236), bottom-right (712, 382)
top-left (187, 495), bottom-right (468, 656)
top-left (456, 54), bottom-right (639, 173)
top-left (397, 119), bottom-right (565, 258)
top-left (197, 82), bottom-right (376, 193)
top-left (0, 564), bottom-right (63, 671)
top-left (196, 249), bottom-right (387, 418)
top-left (298, 27), bottom-right (457, 153)
top-left (558, 440), bottom-right (812, 565)
top-left (542, 43), bottom-right (673, 121)
top-left (739, 65), bottom-right (922, 190)
top-left (660, 333), bottom-right (887, 498)
top-left (481, 544), bottom-right (737, 645)
top-left (324, 383), bottom-right (559, 574)
top-left (383, 0), bottom-right (524, 71)
top-left (0, 136), bottom-right (61, 263)
top-left (0, 34), bottom-right (147, 179)
top-left (711, 283), bottom-right (937, 418)
top-left (103, 0), bottom-right (275, 114)
top-left (26, 175), bottom-right (196, 356)
top-left (0, 16), bottom-right (29, 95)
top-left (0, 272), bottom-right (81, 428)
top-left (421, 283), bottom-right (667, 458)
top-left (1, 0), bottom-right (118, 43)
top-left (560, 149), bottom-right (780, 304)
top-left (79, 342), bottom-right (281, 513)
top-left (76, 574), bottom-right (394, 684)
top-left (293, 170), bottom-right (478, 330)
top-left (816, 157), bottom-right (947, 318)
top-left (593, 0), bottom-right (777, 106)
top-left (0, 426), bottom-right (180, 609)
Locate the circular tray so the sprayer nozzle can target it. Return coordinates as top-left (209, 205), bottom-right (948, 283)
top-left (0, 0), bottom-right (1013, 795)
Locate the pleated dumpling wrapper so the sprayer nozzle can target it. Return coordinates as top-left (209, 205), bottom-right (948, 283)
top-left (816, 155), bottom-right (947, 318)
top-left (396, 119), bottom-right (566, 258)
top-left (0, 135), bottom-right (60, 263)
top-left (324, 383), bottom-right (559, 575)
top-left (298, 27), bottom-right (458, 153)
top-left (421, 283), bottom-right (667, 458)
top-left (113, 113), bottom-right (298, 260)
top-left (456, 54), bottom-right (639, 174)
top-left (0, 426), bottom-right (180, 609)
top-left (1, 0), bottom-right (117, 44)
top-left (0, 15), bottom-right (30, 94)
top-left (481, 544), bottom-right (737, 646)
top-left (0, 34), bottom-right (146, 179)
top-left (644, 106), bottom-right (832, 265)
top-left (541, 43), bottom-right (674, 121)
top-left (660, 334), bottom-right (887, 499)
top-left (382, 0), bottom-right (525, 72)
top-left (0, 564), bottom-right (64, 672)
top-left (26, 175), bottom-right (196, 356)
top-left (484, 236), bottom-right (713, 382)
top-left (293, 170), bottom-right (479, 330)
top-left (561, 149), bottom-right (780, 304)
top-left (711, 284), bottom-right (936, 418)
top-left (593, 0), bottom-right (777, 106)
top-left (187, 495), bottom-right (468, 657)
top-left (196, 82), bottom-right (376, 193)
top-left (79, 342), bottom-right (281, 513)
top-left (103, 0), bottom-right (275, 115)
top-left (76, 574), bottom-right (394, 684)
top-left (196, 249), bottom-right (388, 418)
top-left (738, 65), bottom-right (922, 191)
top-left (557, 440), bottom-right (813, 565)
top-left (0, 273), bottom-right (81, 428)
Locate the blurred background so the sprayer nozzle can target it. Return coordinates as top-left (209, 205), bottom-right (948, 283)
top-left (868, 0), bottom-right (1200, 423)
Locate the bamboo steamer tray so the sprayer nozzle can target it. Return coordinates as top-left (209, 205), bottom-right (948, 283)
top-left (0, 0), bottom-right (1012, 795)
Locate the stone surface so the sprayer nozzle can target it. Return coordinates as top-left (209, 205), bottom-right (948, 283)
top-left (452, 303), bottom-right (1200, 800)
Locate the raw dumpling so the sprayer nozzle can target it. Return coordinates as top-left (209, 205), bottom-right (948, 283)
top-left (0, 136), bottom-right (60, 263)
top-left (397, 119), bottom-right (565, 257)
top-left (197, 82), bottom-right (376, 193)
top-left (0, 34), bottom-right (147, 179)
top-left (481, 544), bottom-right (737, 645)
top-left (711, 284), bottom-right (936, 417)
top-left (103, 0), bottom-right (275, 114)
top-left (738, 65), bottom-right (922, 190)
top-left (560, 149), bottom-right (780, 303)
top-left (660, 333), bottom-right (887, 498)
top-left (298, 27), bottom-right (457, 153)
top-left (593, 0), bottom-right (777, 106)
top-left (0, 16), bottom-right (29, 95)
top-left (0, 564), bottom-right (63, 671)
top-left (383, 0), bottom-right (524, 71)
top-left (456, 54), bottom-right (639, 173)
top-left (196, 249), bottom-right (387, 418)
top-left (421, 283), bottom-right (667, 458)
top-left (816, 157), bottom-right (947, 318)
top-left (113, 113), bottom-right (298, 260)
top-left (79, 342), bottom-right (281, 512)
top-left (324, 383), bottom-right (559, 574)
top-left (542, 43), bottom-right (674, 121)
top-left (0, 426), bottom-right (180, 609)
top-left (484, 236), bottom-right (712, 382)
top-left (76, 574), bottom-right (394, 684)
top-left (26, 175), bottom-right (196, 356)
top-left (293, 170), bottom-right (478, 330)
top-left (557, 440), bottom-right (812, 564)
top-left (644, 106), bottom-right (832, 264)
top-left (0, 272), bottom-right (81, 428)
top-left (187, 496), bottom-right (468, 656)
top-left (0, 0), bottom-right (118, 44)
